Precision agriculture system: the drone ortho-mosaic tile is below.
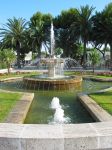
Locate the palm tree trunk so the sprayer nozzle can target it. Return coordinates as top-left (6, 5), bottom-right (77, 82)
top-left (16, 43), bottom-right (21, 69)
top-left (93, 64), bottom-right (95, 74)
top-left (37, 49), bottom-right (41, 58)
top-left (43, 44), bottom-right (48, 57)
top-left (16, 41), bottom-right (21, 68)
top-left (37, 44), bottom-right (41, 58)
top-left (103, 43), bottom-right (107, 61)
top-left (7, 63), bottom-right (10, 74)
top-left (17, 50), bottom-right (21, 68)
top-left (32, 40), bottom-right (35, 60)
top-left (109, 44), bottom-right (112, 71)
top-left (83, 40), bottom-right (87, 68)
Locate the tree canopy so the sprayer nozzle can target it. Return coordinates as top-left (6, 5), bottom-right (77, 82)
top-left (0, 3), bottom-right (112, 70)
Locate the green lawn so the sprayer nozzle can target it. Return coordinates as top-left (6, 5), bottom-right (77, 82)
top-left (89, 90), bottom-right (112, 115)
top-left (64, 71), bottom-right (112, 79)
top-left (0, 92), bottom-right (22, 121)
top-left (0, 72), bottom-right (39, 79)
top-left (64, 71), bottom-right (90, 76)
top-left (0, 71), bottom-right (110, 79)
top-left (94, 75), bottom-right (112, 79)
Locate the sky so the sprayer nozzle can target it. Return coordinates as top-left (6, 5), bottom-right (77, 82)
top-left (0, 0), bottom-right (111, 25)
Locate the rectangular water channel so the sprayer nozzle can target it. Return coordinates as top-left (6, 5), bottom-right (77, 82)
top-left (24, 91), bottom-right (94, 124)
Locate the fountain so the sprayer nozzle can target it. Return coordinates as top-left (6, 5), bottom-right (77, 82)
top-left (50, 97), bottom-right (70, 124)
top-left (53, 108), bottom-right (65, 123)
top-left (23, 23), bottom-right (82, 90)
top-left (50, 97), bottom-right (61, 109)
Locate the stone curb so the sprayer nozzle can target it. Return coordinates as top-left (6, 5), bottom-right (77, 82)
top-left (78, 92), bottom-right (112, 122)
top-left (0, 77), bottom-right (34, 123)
top-left (0, 89), bottom-right (34, 124)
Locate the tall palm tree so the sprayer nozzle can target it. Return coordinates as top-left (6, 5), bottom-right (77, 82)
top-left (30, 12), bottom-right (52, 58)
top-left (30, 15), bottom-right (44, 57)
top-left (0, 17), bottom-right (27, 68)
top-left (70, 5), bottom-right (94, 67)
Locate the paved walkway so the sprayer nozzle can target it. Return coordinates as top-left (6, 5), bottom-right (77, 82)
top-left (0, 68), bottom-right (46, 73)
top-left (0, 67), bottom-right (111, 74)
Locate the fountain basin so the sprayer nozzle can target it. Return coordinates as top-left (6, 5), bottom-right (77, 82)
top-left (23, 75), bottom-right (82, 90)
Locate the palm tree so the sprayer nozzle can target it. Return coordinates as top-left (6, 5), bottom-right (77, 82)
top-left (0, 17), bottom-right (27, 68)
top-left (70, 5), bottom-right (94, 67)
top-left (30, 15), bottom-right (44, 57)
top-left (30, 12), bottom-right (52, 58)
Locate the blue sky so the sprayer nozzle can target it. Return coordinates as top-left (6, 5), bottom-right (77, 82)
top-left (0, 0), bottom-right (111, 25)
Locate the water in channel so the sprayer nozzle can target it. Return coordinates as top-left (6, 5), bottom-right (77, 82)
top-left (0, 79), bottom-right (111, 124)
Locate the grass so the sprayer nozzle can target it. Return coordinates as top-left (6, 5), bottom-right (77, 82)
top-left (0, 71), bottom-right (38, 121)
top-left (0, 72), bottom-right (39, 79)
top-left (89, 90), bottom-right (112, 115)
top-left (0, 70), bottom-right (111, 80)
top-left (64, 71), bottom-right (112, 78)
top-left (0, 92), bottom-right (22, 121)
top-left (94, 75), bottom-right (112, 79)
top-left (64, 71), bottom-right (91, 76)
